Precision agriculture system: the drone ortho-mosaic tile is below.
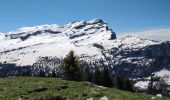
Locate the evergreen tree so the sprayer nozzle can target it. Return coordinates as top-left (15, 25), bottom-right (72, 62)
top-left (85, 66), bottom-right (93, 82)
top-left (39, 70), bottom-right (45, 77)
top-left (21, 69), bottom-right (31, 76)
top-left (123, 77), bottom-right (134, 92)
top-left (59, 50), bottom-right (85, 81)
top-left (102, 66), bottom-right (113, 87)
top-left (51, 70), bottom-right (56, 77)
top-left (116, 75), bottom-right (124, 90)
top-left (94, 67), bottom-right (103, 85)
top-left (94, 66), bottom-right (113, 87)
top-left (148, 74), bottom-right (159, 94)
top-left (116, 75), bottom-right (134, 92)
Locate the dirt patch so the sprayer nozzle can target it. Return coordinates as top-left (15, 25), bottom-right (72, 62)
top-left (36, 96), bottom-right (66, 100)
top-left (54, 85), bottom-right (68, 91)
top-left (82, 91), bottom-right (89, 97)
top-left (82, 82), bottom-right (95, 87)
top-left (28, 87), bottom-right (47, 93)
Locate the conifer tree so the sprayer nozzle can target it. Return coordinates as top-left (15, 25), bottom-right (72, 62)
top-left (85, 66), bottom-right (93, 82)
top-left (124, 77), bottom-right (134, 92)
top-left (116, 75), bottom-right (124, 90)
top-left (94, 66), bottom-right (113, 87)
top-left (116, 75), bottom-right (134, 92)
top-left (94, 67), bottom-right (103, 85)
top-left (103, 66), bottom-right (113, 87)
top-left (59, 50), bottom-right (85, 81)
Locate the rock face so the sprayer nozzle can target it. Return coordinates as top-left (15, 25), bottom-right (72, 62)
top-left (0, 19), bottom-right (170, 89)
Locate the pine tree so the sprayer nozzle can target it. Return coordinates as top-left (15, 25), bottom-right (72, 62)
top-left (51, 70), bottom-right (56, 77)
top-left (116, 75), bottom-right (134, 92)
top-left (94, 66), bottom-right (113, 87)
top-left (124, 77), bottom-right (134, 92)
top-left (85, 66), bottom-right (93, 82)
top-left (116, 75), bottom-right (124, 90)
top-left (102, 66), bottom-right (113, 87)
top-left (59, 50), bottom-right (85, 81)
top-left (39, 70), bottom-right (45, 77)
top-left (148, 74), bottom-right (156, 94)
top-left (94, 67), bottom-right (103, 85)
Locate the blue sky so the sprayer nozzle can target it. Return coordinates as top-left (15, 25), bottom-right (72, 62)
top-left (0, 0), bottom-right (170, 33)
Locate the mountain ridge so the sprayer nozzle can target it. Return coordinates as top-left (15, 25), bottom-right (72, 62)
top-left (0, 19), bottom-right (116, 65)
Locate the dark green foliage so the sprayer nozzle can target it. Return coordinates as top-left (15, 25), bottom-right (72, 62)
top-left (37, 96), bottom-right (66, 100)
top-left (94, 67), bottom-right (104, 85)
top-left (116, 76), bottom-right (134, 92)
top-left (39, 70), bottom-right (46, 77)
top-left (116, 76), bottom-right (124, 90)
top-left (59, 50), bottom-right (85, 81)
top-left (51, 70), bottom-right (57, 77)
top-left (85, 66), bottom-right (94, 82)
top-left (102, 67), bottom-right (113, 87)
top-left (123, 78), bottom-right (134, 92)
top-left (93, 66), bottom-right (113, 87)
top-left (21, 69), bottom-right (31, 76)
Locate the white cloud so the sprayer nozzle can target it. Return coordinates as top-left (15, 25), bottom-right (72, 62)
top-left (118, 28), bottom-right (170, 41)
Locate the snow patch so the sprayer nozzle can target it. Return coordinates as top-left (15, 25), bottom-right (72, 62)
top-left (100, 96), bottom-right (109, 100)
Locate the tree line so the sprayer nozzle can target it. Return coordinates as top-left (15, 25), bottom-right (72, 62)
top-left (0, 50), bottom-right (134, 92)
top-left (59, 50), bottom-right (134, 92)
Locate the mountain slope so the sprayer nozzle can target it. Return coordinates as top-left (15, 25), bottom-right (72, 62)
top-left (0, 77), bottom-right (167, 100)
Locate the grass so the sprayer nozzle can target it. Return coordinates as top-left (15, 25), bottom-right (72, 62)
top-left (0, 77), bottom-right (169, 100)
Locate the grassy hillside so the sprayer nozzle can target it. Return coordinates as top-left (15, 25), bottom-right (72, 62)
top-left (0, 77), bottom-right (169, 100)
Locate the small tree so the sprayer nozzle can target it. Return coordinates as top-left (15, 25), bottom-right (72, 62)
top-left (148, 74), bottom-right (160, 94)
top-left (59, 50), bottom-right (85, 81)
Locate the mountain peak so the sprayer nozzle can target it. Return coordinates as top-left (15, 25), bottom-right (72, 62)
top-left (87, 19), bottom-right (106, 24)
top-left (63, 19), bottom-right (116, 40)
top-left (64, 19), bottom-right (108, 29)
top-left (3, 19), bottom-right (116, 41)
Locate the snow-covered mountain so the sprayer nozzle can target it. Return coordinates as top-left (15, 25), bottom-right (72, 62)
top-left (0, 19), bottom-right (116, 65)
top-left (0, 19), bottom-right (170, 90)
